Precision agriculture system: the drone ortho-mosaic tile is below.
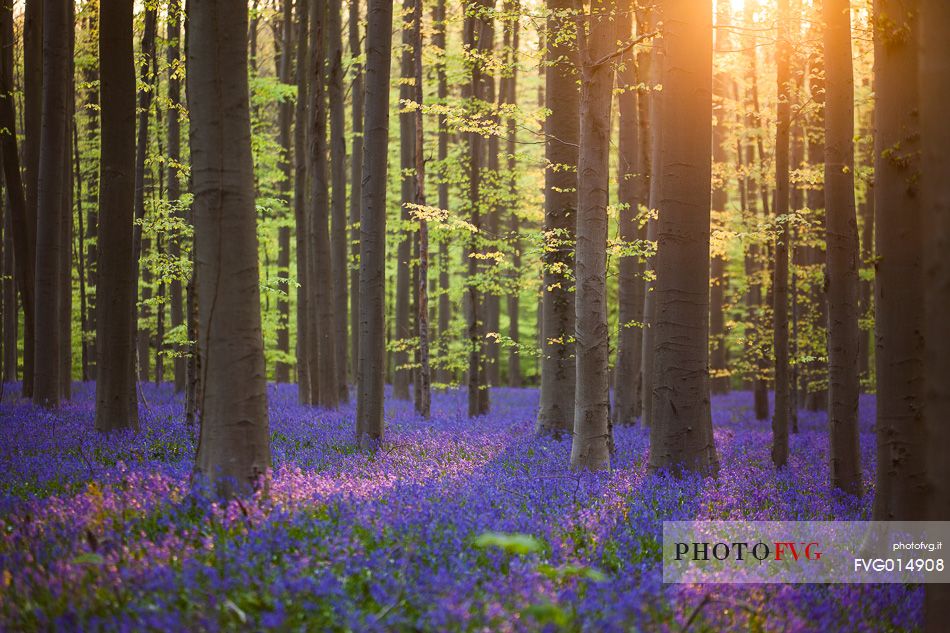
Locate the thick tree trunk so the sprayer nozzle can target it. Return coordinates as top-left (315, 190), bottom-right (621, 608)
top-left (188, 0), bottom-right (271, 497)
top-left (871, 0), bottom-right (924, 520)
top-left (95, 0), bottom-right (138, 431)
top-left (647, 0), bottom-right (718, 477)
top-left (21, 0), bottom-right (41, 397)
top-left (612, 5), bottom-right (644, 426)
top-left (570, 3), bottom-right (617, 471)
top-left (274, 0), bottom-right (293, 384)
top-left (0, 0), bottom-right (31, 386)
top-left (328, 0), bottom-right (348, 402)
top-left (294, 0), bottom-right (311, 403)
top-left (60, 21), bottom-right (74, 399)
top-left (922, 0), bottom-right (950, 627)
top-left (823, 0), bottom-right (862, 497)
top-left (308, 0), bottom-right (339, 409)
top-left (536, 0), bottom-right (577, 435)
top-left (356, 0), bottom-right (393, 447)
top-left (348, 0), bottom-right (363, 386)
top-left (772, 0), bottom-right (791, 468)
top-left (32, 0), bottom-right (70, 407)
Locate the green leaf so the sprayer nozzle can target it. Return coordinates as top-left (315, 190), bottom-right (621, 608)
top-left (473, 531), bottom-right (543, 555)
top-left (71, 553), bottom-right (105, 566)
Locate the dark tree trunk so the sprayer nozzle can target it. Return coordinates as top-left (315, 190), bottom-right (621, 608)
top-left (570, 1), bottom-right (617, 471)
top-left (60, 15), bottom-right (74, 399)
top-left (2, 203), bottom-right (15, 382)
top-left (166, 0), bottom-right (185, 392)
top-left (348, 0), bottom-right (363, 386)
top-left (922, 0), bottom-right (950, 628)
top-left (433, 0), bottom-right (451, 386)
top-left (33, 0), bottom-right (70, 407)
top-left (484, 15), bottom-right (500, 389)
top-left (871, 0), bottom-right (924, 520)
top-left (188, 0), bottom-right (271, 497)
top-left (647, 0), bottom-right (718, 477)
top-left (328, 0), bottom-right (348, 402)
top-left (823, 0), bottom-right (862, 497)
top-left (294, 0), bottom-right (311, 403)
top-left (612, 5), bottom-right (645, 426)
top-left (356, 0), bottom-right (394, 448)
top-left (274, 0), bottom-right (293, 384)
top-left (393, 0), bottom-right (414, 401)
top-left (413, 0), bottom-right (430, 418)
top-left (95, 0), bottom-right (138, 431)
top-left (21, 0), bottom-right (41, 398)
top-left (0, 0), bottom-right (31, 386)
top-left (771, 0), bottom-right (791, 468)
top-left (536, 0), bottom-right (577, 435)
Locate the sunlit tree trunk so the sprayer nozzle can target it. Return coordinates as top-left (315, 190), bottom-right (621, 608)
top-left (709, 0), bottom-right (729, 396)
top-left (356, 0), bottom-right (394, 447)
top-left (647, 0), bottom-right (718, 476)
top-left (503, 1), bottom-right (521, 389)
top-left (823, 0), bottom-right (862, 497)
top-left (872, 0), bottom-right (924, 520)
top-left (536, 0), bottom-right (577, 435)
top-left (189, 0), bottom-right (271, 497)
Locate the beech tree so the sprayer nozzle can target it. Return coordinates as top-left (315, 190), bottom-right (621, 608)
top-left (329, 0), bottom-right (348, 402)
top-left (188, 0), bottom-right (271, 496)
top-left (823, 0), bottom-right (862, 496)
top-left (394, 0), bottom-right (414, 401)
top-left (647, 0), bottom-right (718, 476)
top-left (349, 0), bottom-right (364, 387)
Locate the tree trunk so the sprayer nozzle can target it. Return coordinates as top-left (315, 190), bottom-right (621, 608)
top-left (348, 0), bottom-right (363, 386)
top-left (709, 0), bottom-right (729, 396)
top-left (484, 14), bottom-right (500, 389)
top-left (570, 2), bottom-right (617, 471)
top-left (771, 0), bottom-right (791, 468)
top-left (2, 203), bottom-right (15, 382)
top-left (413, 0), bottom-right (430, 418)
top-left (328, 0), bottom-right (348, 402)
top-left (433, 0), bottom-right (451, 386)
top-left (95, 0), bottom-right (138, 431)
top-left (504, 2), bottom-right (521, 389)
top-left (294, 0), bottom-right (311, 403)
top-left (647, 0), bottom-right (718, 477)
top-left (871, 0), bottom-right (924, 520)
top-left (393, 0), bottom-right (415, 401)
top-left (188, 0), bottom-right (271, 497)
top-left (921, 0), bottom-right (950, 627)
top-left (0, 0), bottom-right (31, 386)
top-left (166, 0), bottom-right (185, 392)
top-left (356, 0), bottom-right (394, 448)
top-left (22, 0), bottom-right (41, 398)
top-left (823, 0), bottom-right (862, 497)
top-left (60, 19), bottom-right (74, 400)
top-left (612, 5), bottom-right (644, 426)
top-left (536, 0), bottom-right (577, 435)
top-left (274, 0), bottom-right (293, 384)
top-left (33, 0), bottom-right (70, 407)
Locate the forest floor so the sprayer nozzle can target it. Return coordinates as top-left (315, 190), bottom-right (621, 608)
top-left (0, 383), bottom-right (919, 631)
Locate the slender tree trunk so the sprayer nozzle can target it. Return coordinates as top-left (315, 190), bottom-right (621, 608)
top-left (536, 0), bottom-right (577, 435)
top-left (328, 0), bottom-right (348, 402)
top-left (570, 2), bottom-right (617, 471)
top-left (356, 0), bottom-right (394, 448)
top-left (871, 0), bottom-right (924, 520)
top-left (709, 0), bottom-right (729, 396)
top-left (188, 0), bottom-right (271, 498)
top-left (60, 19), bottom-right (74, 400)
top-left (81, 7), bottom-right (99, 383)
top-left (348, 0), bottom-right (363, 386)
top-left (647, 0), bottom-right (718, 477)
top-left (2, 202), bottom-right (15, 382)
top-left (612, 4), bottom-right (644, 426)
top-left (308, 0), bottom-right (339, 409)
top-left (166, 0), bottom-right (185, 392)
top-left (922, 0), bottom-right (950, 627)
top-left (433, 0), bottom-right (451, 385)
top-left (74, 118), bottom-right (89, 381)
top-left (504, 1), bottom-right (521, 389)
top-left (823, 0), bottom-right (862, 497)
top-left (393, 0), bottom-right (415, 401)
top-left (95, 0), bottom-right (138, 431)
top-left (273, 0), bottom-right (292, 384)
top-left (772, 0), bottom-right (791, 468)
top-left (484, 14), bottom-right (500, 389)
top-left (294, 0), bottom-right (311, 403)
top-left (413, 0), bottom-right (430, 418)
top-left (33, 0), bottom-right (70, 407)
top-left (21, 0), bottom-right (41, 398)
top-left (0, 0), bottom-right (31, 386)
top-left (133, 7), bottom-right (157, 385)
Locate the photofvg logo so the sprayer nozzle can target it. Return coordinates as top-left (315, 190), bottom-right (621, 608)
top-left (662, 521), bottom-right (950, 584)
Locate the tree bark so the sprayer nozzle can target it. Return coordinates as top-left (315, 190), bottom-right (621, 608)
top-left (709, 0), bottom-right (729, 396)
top-left (647, 0), bottom-right (718, 477)
top-left (328, 0), bottom-right (348, 401)
top-left (274, 0), bottom-right (293, 384)
top-left (871, 0), bottom-right (924, 520)
top-left (95, 0), bottom-right (138, 431)
top-left (348, 0), bottom-right (363, 387)
top-left (413, 0), bottom-right (430, 418)
top-left (356, 0), bottom-right (394, 448)
top-left (188, 0), bottom-right (271, 497)
top-left (536, 0), bottom-right (577, 435)
top-left (2, 202), bottom-right (14, 382)
top-left (823, 0), bottom-right (862, 497)
top-left (433, 0), bottom-right (451, 385)
top-left (165, 0), bottom-right (185, 391)
top-left (503, 1), bottom-right (521, 389)
top-left (21, 0), bottom-right (41, 398)
top-left (612, 4), bottom-right (647, 426)
top-left (294, 0), bottom-right (311, 403)
top-left (32, 0), bottom-right (70, 407)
